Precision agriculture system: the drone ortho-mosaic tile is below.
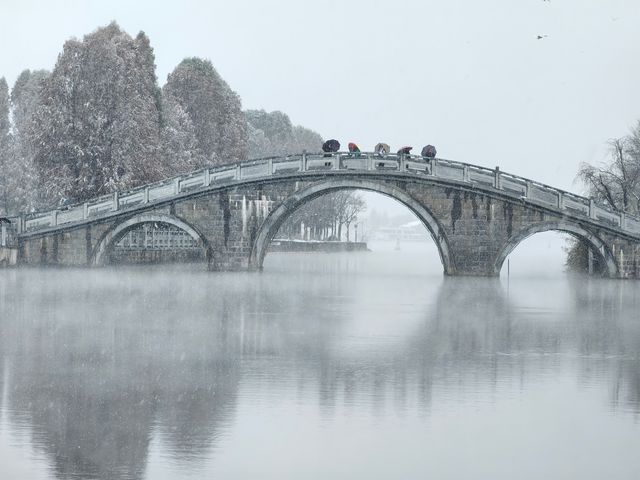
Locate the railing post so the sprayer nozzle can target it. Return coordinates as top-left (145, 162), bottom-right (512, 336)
top-left (174, 178), bottom-right (180, 194)
top-left (83, 203), bottom-right (88, 219)
top-left (144, 187), bottom-right (149, 204)
top-left (525, 181), bottom-right (532, 198)
top-left (333, 154), bottom-right (340, 170)
top-left (1, 224), bottom-right (6, 247)
top-left (620, 211), bottom-right (626, 229)
top-left (494, 167), bottom-right (501, 189)
top-left (557, 192), bottom-right (564, 210)
top-left (112, 191), bottom-right (119, 211)
top-left (268, 158), bottom-right (273, 175)
top-left (203, 169), bottom-right (210, 187)
top-left (51, 210), bottom-right (58, 227)
top-left (367, 154), bottom-right (374, 171)
top-left (399, 156), bottom-right (406, 172)
top-left (462, 165), bottom-right (470, 182)
top-left (236, 164), bottom-right (242, 180)
top-left (431, 158), bottom-right (438, 176)
top-left (589, 198), bottom-right (596, 219)
top-left (18, 215), bottom-right (24, 234)
top-left (301, 152), bottom-right (307, 172)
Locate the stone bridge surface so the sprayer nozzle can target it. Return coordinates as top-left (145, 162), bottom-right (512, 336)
top-left (7, 153), bottom-right (640, 278)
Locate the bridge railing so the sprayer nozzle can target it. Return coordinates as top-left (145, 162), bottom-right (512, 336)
top-left (17, 152), bottom-right (640, 238)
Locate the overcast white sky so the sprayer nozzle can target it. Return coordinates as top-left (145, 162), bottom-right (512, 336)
top-left (1, 0), bottom-right (639, 195)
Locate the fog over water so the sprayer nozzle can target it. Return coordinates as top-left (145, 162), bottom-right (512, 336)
top-left (0, 242), bottom-right (639, 479)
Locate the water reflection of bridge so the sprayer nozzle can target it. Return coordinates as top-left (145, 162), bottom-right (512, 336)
top-left (0, 271), bottom-right (638, 478)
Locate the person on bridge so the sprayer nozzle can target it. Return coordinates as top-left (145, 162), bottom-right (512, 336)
top-left (397, 146), bottom-right (413, 156)
top-left (374, 143), bottom-right (390, 155)
top-left (322, 139), bottom-right (340, 156)
top-left (421, 145), bottom-right (437, 160)
top-left (348, 142), bottom-right (361, 156)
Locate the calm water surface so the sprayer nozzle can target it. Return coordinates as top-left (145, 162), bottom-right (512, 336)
top-left (0, 244), bottom-right (639, 479)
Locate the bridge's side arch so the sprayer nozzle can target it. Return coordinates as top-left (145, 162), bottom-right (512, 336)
top-left (250, 179), bottom-right (455, 274)
top-left (493, 220), bottom-right (618, 277)
top-left (92, 212), bottom-right (209, 266)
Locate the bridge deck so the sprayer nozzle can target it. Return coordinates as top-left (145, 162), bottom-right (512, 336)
top-left (9, 153), bottom-right (640, 240)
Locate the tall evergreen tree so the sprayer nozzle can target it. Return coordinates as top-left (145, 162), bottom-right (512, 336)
top-left (245, 109), bottom-right (323, 158)
top-left (29, 22), bottom-right (169, 204)
top-left (290, 125), bottom-right (324, 154)
top-left (11, 70), bottom-right (49, 144)
top-left (0, 77), bottom-right (12, 215)
top-left (8, 70), bottom-right (49, 212)
top-left (164, 58), bottom-right (248, 165)
top-left (161, 94), bottom-right (205, 173)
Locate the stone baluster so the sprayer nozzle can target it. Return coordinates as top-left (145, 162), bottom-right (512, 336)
top-left (589, 199), bottom-right (596, 219)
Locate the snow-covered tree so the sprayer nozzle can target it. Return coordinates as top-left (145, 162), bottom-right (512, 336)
top-left (0, 77), bottom-right (12, 214)
top-left (245, 109), bottom-right (323, 158)
top-left (567, 122), bottom-right (640, 272)
top-left (247, 123), bottom-right (272, 159)
top-left (29, 22), bottom-right (169, 204)
top-left (289, 125), bottom-right (323, 154)
top-left (577, 123), bottom-right (640, 215)
top-left (5, 70), bottom-right (50, 212)
top-left (11, 70), bottom-right (49, 144)
top-left (161, 94), bottom-right (205, 173)
top-left (278, 191), bottom-right (366, 241)
top-left (0, 77), bottom-right (10, 141)
top-left (164, 58), bottom-right (248, 165)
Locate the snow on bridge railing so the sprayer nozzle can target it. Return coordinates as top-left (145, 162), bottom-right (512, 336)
top-left (16, 152), bottom-right (640, 238)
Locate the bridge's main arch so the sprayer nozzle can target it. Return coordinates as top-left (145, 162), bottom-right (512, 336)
top-left (493, 220), bottom-right (618, 277)
top-left (92, 213), bottom-right (209, 266)
top-left (250, 179), bottom-right (455, 274)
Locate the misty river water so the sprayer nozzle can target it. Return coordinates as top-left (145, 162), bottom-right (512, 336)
top-left (0, 242), bottom-right (639, 479)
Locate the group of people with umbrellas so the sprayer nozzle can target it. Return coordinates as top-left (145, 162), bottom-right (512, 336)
top-left (321, 139), bottom-right (437, 159)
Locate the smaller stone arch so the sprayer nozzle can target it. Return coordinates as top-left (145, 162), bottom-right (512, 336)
top-left (250, 179), bottom-right (455, 274)
top-left (494, 220), bottom-right (618, 277)
top-left (92, 212), bottom-right (208, 266)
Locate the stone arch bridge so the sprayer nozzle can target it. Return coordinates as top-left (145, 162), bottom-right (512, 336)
top-left (6, 153), bottom-right (640, 278)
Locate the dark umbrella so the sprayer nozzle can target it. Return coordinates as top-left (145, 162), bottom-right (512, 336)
top-left (421, 145), bottom-right (437, 158)
top-left (322, 139), bottom-right (341, 153)
top-left (397, 146), bottom-right (413, 155)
